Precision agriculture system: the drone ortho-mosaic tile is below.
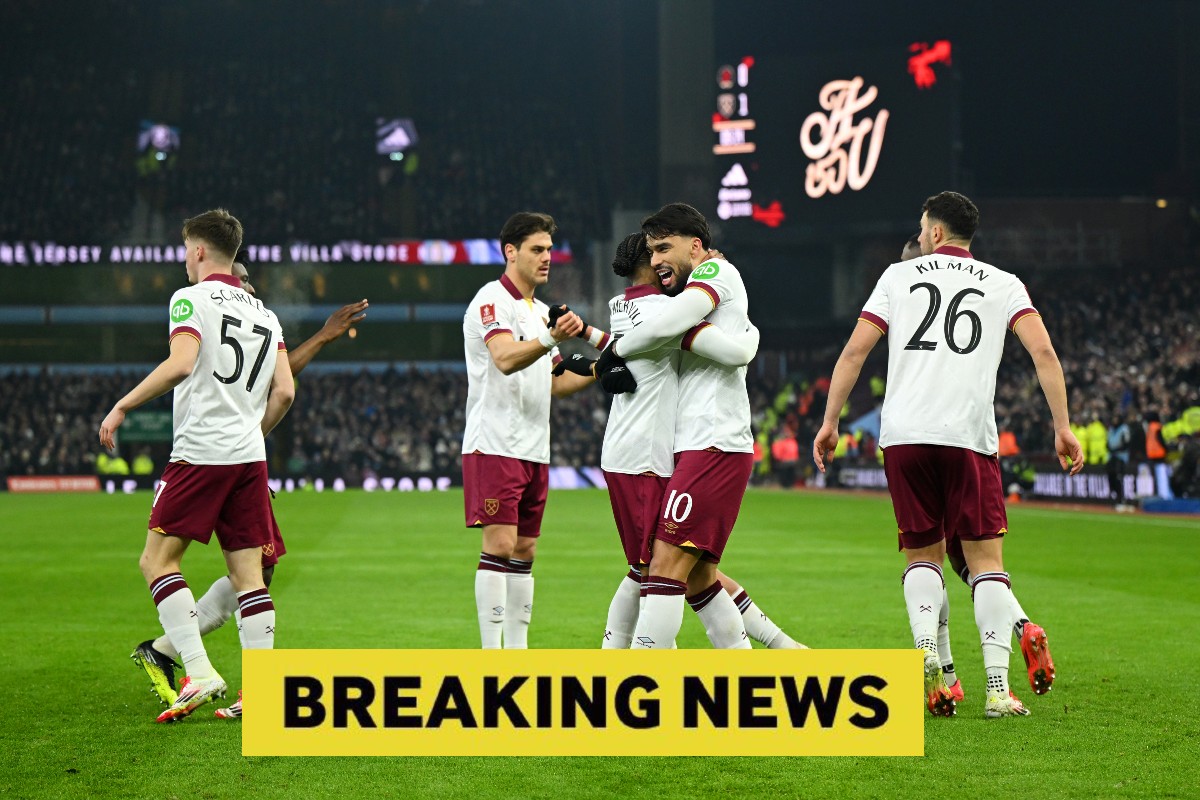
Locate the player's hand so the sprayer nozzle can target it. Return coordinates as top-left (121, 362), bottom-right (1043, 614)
top-left (599, 363), bottom-right (637, 394)
top-left (596, 341), bottom-right (627, 376)
top-left (548, 304), bottom-right (594, 340)
top-left (547, 304), bottom-right (570, 329)
top-left (550, 310), bottom-right (584, 342)
top-left (705, 247), bottom-right (726, 261)
top-left (812, 422), bottom-right (839, 473)
top-left (1055, 426), bottom-right (1084, 475)
top-left (320, 299), bottom-right (369, 343)
top-left (552, 353), bottom-right (597, 378)
top-left (98, 407), bottom-right (125, 452)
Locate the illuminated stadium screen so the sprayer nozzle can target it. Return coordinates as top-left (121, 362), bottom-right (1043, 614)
top-left (711, 44), bottom-right (957, 241)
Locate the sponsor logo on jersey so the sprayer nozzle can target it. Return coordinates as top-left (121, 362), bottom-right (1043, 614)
top-left (691, 261), bottom-right (721, 280)
top-left (170, 298), bottom-right (194, 322)
top-left (480, 304), bottom-right (496, 325)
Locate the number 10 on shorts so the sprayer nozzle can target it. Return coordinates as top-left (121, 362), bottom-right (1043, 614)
top-left (663, 490), bottom-right (693, 522)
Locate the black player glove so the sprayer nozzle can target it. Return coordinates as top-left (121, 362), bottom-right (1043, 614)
top-left (595, 343), bottom-right (636, 393)
top-left (552, 353), bottom-right (597, 378)
top-left (599, 363), bottom-right (637, 394)
top-left (547, 304), bottom-right (569, 329)
top-left (547, 304), bottom-right (592, 338)
top-left (596, 341), bottom-right (626, 375)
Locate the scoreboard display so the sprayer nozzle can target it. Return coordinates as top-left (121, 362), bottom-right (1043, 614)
top-left (710, 44), bottom-right (958, 242)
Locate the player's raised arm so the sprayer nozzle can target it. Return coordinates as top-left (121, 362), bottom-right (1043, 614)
top-left (288, 299), bottom-right (368, 377)
top-left (813, 319), bottom-right (883, 472)
top-left (487, 310), bottom-right (583, 375)
top-left (549, 303), bottom-right (611, 351)
top-left (611, 287), bottom-right (714, 358)
top-left (99, 333), bottom-right (199, 451)
top-left (1013, 313), bottom-right (1083, 474)
top-left (685, 320), bottom-right (760, 367)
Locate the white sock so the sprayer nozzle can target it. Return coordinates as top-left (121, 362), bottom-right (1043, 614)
top-left (902, 561), bottom-right (945, 656)
top-left (150, 573), bottom-right (214, 679)
top-left (688, 582), bottom-right (751, 649)
top-left (732, 589), bottom-right (804, 648)
top-left (972, 572), bottom-right (1015, 696)
top-left (968, 570), bottom-right (1033, 639)
top-left (154, 575), bottom-right (238, 660)
top-left (475, 555), bottom-right (508, 649)
top-left (504, 558), bottom-right (535, 649)
top-left (236, 588), bottom-right (276, 649)
top-left (937, 585), bottom-right (957, 686)
top-left (603, 570), bottom-right (642, 649)
top-left (632, 578), bottom-right (686, 649)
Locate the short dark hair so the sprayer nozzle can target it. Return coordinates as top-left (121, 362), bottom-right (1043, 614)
top-left (500, 212), bottom-right (557, 257)
top-left (922, 192), bottom-right (979, 241)
top-left (641, 202), bottom-right (711, 250)
top-left (182, 208), bottom-right (243, 261)
top-left (234, 247), bottom-right (251, 267)
top-left (612, 232), bottom-right (649, 278)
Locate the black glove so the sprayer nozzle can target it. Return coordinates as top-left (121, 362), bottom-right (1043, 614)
top-left (547, 304), bottom-right (592, 338)
top-left (599, 363), bottom-right (637, 394)
top-left (547, 304), bottom-right (570, 329)
top-left (596, 342), bottom-right (636, 393)
top-left (552, 353), bottom-right (597, 378)
top-left (595, 341), bottom-right (626, 375)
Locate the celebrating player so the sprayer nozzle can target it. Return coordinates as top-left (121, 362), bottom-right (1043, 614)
top-left (897, 235), bottom-right (1058, 704)
top-left (130, 250), bottom-right (368, 719)
top-left (593, 203), bottom-right (758, 649)
top-left (813, 192), bottom-right (1081, 718)
top-left (461, 211), bottom-right (601, 648)
top-left (582, 233), bottom-right (803, 649)
top-left (100, 209), bottom-right (294, 722)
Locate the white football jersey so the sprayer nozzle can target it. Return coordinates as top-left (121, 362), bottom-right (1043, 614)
top-left (461, 274), bottom-right (560, 463)
top-left (166, 273), bottom-right (286, 464)
top-left (860, 245), bottom-right (1037, 455)
top-left (675, 258), bottom-right (753, 453)
top-left (601, 285), bottom-right (680, 476)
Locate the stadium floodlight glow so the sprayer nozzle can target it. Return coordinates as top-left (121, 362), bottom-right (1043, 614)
top-left (137, 121), bottom-right (180, 157)
top-left (376, 118), bottom-right (419, 156)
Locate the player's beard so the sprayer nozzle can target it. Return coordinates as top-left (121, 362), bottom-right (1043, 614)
top-left (661, 261), bottom-right (690, 296)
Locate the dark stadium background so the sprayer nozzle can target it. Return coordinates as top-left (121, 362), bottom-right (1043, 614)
top-left (1, 0), bottom-right (1197, 506)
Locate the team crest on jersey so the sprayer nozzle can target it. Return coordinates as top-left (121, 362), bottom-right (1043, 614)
top-left (262, 542), bottom-right (275, 557)
top-left (170, 298), bottom-right (194, 322)
top-left (480, 303), bottom-right (496, 325)
top-left (484, 498), bottom-right (500, 516)
top-left (691, 261), bottom-right (720, 280)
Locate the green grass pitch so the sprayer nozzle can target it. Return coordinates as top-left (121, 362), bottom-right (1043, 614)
top-left (1, 488), bottom-right (1196, 799)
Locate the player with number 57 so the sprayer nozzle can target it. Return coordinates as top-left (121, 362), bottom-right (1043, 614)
top-left (98, 209), bottom-right (293, 724)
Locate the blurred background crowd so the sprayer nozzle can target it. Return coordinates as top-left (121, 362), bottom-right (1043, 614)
top-left (2, 0), bottom-right (1198, 505)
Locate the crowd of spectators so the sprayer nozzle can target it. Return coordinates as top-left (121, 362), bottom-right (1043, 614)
top-left (0, 370), bottom-right (170, 478)
top-left (748, 264), bottom-right (1200, 488)
top-left (280, 369), bottom-right (465, 484)
top-left (0, 1), bottom-right (613, 247)
top-left (1, 266), bottom-right (1196, 487)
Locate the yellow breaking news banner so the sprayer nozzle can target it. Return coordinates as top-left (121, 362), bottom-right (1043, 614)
top-left (243, 649), bottom-right (923, 756)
